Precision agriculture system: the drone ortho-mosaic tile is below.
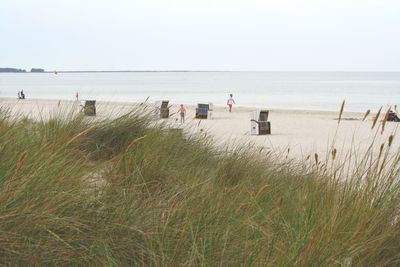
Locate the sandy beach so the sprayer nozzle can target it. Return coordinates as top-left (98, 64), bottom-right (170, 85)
top-left (1, 97), bottom-right (399, 162)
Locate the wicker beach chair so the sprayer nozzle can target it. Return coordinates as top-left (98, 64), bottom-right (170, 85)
top-left (195, 103), bottom-right (213, 119)
top-left (83, 100), bottom-right (96, 116)
top-left (160, 100), bottom-right (170, 118)
top-left (251, 110), bottom-right (271, 135)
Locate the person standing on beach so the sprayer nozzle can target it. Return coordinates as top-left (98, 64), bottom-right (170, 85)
top-left (227, 94), bottom-right (236, 112)
top-left (76, 91), bottom-right (79, 101)
top-left (178, 104), bottom-right (186, 123)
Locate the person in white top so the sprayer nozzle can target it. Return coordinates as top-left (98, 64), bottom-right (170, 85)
top-left (227, 94), bottom-right (236, 113)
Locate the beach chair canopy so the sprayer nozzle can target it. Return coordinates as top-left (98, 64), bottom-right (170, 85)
top-left (198, 103), bottom-right (210, 110)
top-left (85, 100), bottom-right (96, 107)
top-left (161, 101), bottom-right (169, 109)
top-left (259, 110), bottom-right (269, 121)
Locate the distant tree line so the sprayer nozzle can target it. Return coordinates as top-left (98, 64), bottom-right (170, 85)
top-left (0, 68), bottom-right (26, 73)
top-left (0, 68), bottom-right (45, 73)
top-left (30, 68), bottom-right (45, 73)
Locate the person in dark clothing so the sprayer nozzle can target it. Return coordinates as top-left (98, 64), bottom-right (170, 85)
top-left (388, 109), bottom-right (400, 122)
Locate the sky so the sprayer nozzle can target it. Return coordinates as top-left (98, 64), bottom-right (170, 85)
top-left (1, 0), bottom-right (400, 71)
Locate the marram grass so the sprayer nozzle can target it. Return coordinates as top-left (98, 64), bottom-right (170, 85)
top-left (0, 106), bottom-right (399, 266)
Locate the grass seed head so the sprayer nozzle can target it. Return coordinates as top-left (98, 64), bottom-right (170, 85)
top-left (372, 106), bottom-right (382, 129)
top-left (338, 100), bottom-right (345, 124)
top-left (381, 107), bottom-right (391, 134)
top-left (331, 148), bottom-right (337, 160)
top-left (362, 109), bottom-right (370, 121)
top-left (388, 135), bottom-right (394, 147)
top-left (314, 153), bottom-right (319, 165)
top-left (380, 143), bottom-right (385, 154)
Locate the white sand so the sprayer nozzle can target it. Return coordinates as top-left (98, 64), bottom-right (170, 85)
top-left (1, 97), bottom-right (399, 162)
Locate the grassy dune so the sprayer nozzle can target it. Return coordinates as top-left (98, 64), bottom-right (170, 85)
top-left (0, 106), bottom-right (399, 266)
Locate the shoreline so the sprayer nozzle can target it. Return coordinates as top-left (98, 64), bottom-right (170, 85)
top-left (0, 96), bottom-right (366, 116)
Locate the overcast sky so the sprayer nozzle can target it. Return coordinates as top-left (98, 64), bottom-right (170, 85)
top-left (1, 0), bottom-right (399, 71)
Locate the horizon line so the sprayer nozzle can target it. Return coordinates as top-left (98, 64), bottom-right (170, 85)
top-left (45, 70), bottom-right (400, 73)
top-left (2, 69), bottom-right (400, 73)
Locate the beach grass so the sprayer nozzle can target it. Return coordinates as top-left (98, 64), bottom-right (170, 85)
top-left (0, 105), bottom-right (399, 265)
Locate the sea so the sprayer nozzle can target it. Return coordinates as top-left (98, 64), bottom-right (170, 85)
top-left (1, 71), bottom-right (399, 112)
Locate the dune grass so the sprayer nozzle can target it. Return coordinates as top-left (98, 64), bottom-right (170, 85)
top-left (0, 105), bottom-right (399, 266)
